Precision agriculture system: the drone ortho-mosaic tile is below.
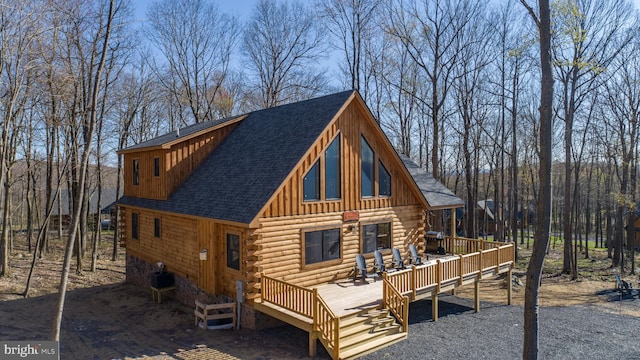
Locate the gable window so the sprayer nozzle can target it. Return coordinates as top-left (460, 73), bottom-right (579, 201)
top-left (226, 233), bottom-right (240, 270)
top-left (361, 136), bottom-right (374, 197)
top-left (304, 228), bottom-right (341, 265)
top-left (303, 161), bottom-right (320, 201)
top-left (379, 160), bottom-right (391, 196)
top-left (362, 222), bottom-right (391, 253)
top-left (325, 135), bottom-right (341, 199)
top-left (131, 212), bottom-right (139, 240)
top-left (154, 218), bottom-right (161, 238)
top-left (153, 157), bottom-right (160, 177)
top-left (133, 159), bottom-right (139, 186)
top-left (302, 134), bottom-right (341, 202)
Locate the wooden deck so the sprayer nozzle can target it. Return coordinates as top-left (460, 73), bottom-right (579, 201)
top-left (255, 238), bottom-right (515, 360)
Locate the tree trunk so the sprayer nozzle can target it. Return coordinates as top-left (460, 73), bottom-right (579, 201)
top-left (521, 0), bottom-right (553, 358)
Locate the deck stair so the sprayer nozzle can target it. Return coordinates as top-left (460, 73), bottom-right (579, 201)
top-left (328, 307), bottom-right (407, 360)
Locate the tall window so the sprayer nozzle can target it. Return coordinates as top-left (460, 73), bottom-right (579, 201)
top-left (305, 228), bottom-right (341, 265)
top-left (379, 161), bottom-right (391, 196)
top-left (131, 213), bottom-right (139, 240)
top-left (133, 159), bottom-right (139, 185)
top-left (153, 157), bottom-right (160, 177)
top-left (361, 136), bottom-right (374, 197)
top-left (325, 135), bottom-right (341, 199)
top-left (303, 161), bottom-right (320, 201)
top-left (303, 134), bottom-right (341, 202)
top-left (362, 222), bottom-right (391, 253)
top-left (226, 233), bottom-right (240, 270)
top-left (154, 218), bottom-right (161, 238)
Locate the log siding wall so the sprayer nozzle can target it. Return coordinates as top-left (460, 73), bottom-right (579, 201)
top-left (248, 205), bottom-right (425, 300)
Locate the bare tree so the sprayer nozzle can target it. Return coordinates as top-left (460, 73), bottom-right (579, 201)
top-left (386, 0), bottom-right (481, 180)
top-left (52, 0), bottom-right (122, 341)
top-left (317, 0), bottom-right (380, 101)
top-left (146, 0), bottom-right (240, 125)
top-left (552, 0), bottom-right (635, 276)
top-left (0, 0), bottom-right (41, 276)
top-left (243, 0), bottom-right (328, 108)
top-left (519, 0), bottom-right (554, 358)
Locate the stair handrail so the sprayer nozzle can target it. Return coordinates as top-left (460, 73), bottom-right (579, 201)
top-left (314, 290), bottom-right (340, 360)
top-left (381, 273), bottom-right (409, 333)
top-left (261, 274), bottom-right (339, 359)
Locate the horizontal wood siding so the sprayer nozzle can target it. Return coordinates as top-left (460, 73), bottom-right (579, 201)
top-left (123, 122), bottom-right (239, 200)
top-left (262, 100), bottom-right (422, 219)
top-left (121, 206), bottom-right (199, 281)
top-left (248, 206), bottom-right (425, 301)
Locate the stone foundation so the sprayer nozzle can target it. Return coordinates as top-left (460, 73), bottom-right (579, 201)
top-left (126, 254), bottom-right (283, 330)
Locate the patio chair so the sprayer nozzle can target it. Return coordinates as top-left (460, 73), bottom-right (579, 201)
top-left (409, 244), bottom-right (428, 265)
top-left (355, 254), bottom-right (379, 283)
top-left (374, 250), bottom-right (397, 274)
top-left (392, 247), bottom-right (407, 270)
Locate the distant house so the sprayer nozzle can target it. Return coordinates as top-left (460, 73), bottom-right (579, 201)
top-left (50, 188), bottom-right (118, 229)
top-left (477, 199), bottom-right (498, 235)
top-left (117, 91), bottom-right (513, 358)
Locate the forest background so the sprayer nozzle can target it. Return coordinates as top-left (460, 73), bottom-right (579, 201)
top-left (1, 0), bottom-right (640, 345)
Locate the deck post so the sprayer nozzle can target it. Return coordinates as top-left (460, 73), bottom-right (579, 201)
top-left (309, 331), bottom-right (318, 357)
top-left (474, 279), bottom-right (480, 313)
top-left (507, 268), bottom-right (513, 305)
top-left (431, 291), bottom-right (438, 321)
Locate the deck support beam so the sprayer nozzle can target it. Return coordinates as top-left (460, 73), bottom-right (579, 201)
top-left (474, 279), bottom-right (480, 313)
top-left (431, 292), bottom-right (438, 321)
top-left (507, 268), bottom-right (512, 305)
top-left (309, 331), bottom-right (317, 357)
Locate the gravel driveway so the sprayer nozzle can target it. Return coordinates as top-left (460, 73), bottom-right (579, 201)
top-left (360, 294), bottom-right (640, 360)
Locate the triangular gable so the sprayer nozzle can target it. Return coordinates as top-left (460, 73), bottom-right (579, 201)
top-left (119, 91), bottom-right (355, 224)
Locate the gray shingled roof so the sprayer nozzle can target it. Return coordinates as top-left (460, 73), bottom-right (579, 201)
top-left (399, 155), bottom-right (464, 209)
top-left (122, 116), bottom-right (237, 151)
top-left (119, 90), bottom-right (355, 224)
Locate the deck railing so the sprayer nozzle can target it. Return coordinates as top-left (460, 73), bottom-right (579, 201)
top-left (261, 274), bottom-right (339, 358)
top-left (382, 274), bottom-right (409, 332)
top-left (261, 274), bottom-right (315, 318)
top-left (386, 241), bottom-right (515, 298)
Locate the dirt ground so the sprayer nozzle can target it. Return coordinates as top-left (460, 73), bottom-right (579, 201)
top-left (1, 236), bottom-right (639, 359)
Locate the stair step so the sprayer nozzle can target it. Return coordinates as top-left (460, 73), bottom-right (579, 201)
top-left (339, 332), bottom-right (407, 360)
top-left (340, 319), bottom-right (396, 339)
top-left (339, 324), bottom-right (402, 350)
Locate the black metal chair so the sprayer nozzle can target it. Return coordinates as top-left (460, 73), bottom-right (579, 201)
top-left (374, 250), bottom-right (397, 274)
top-left (409, 244), bottom-right (427, 265)
top-left (355, 254), bottom-right (379, 283)
top-left (392, 247), bottom-right (407, 270)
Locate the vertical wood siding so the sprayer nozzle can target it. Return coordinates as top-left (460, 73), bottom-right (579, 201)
top-left (123, 123), bottom-right (239, 200)
top-left (261, 101), bottom-right (422, 218)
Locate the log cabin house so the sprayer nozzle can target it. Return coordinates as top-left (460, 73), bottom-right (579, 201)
top-left (117, 90), bottom-right (515, 359)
